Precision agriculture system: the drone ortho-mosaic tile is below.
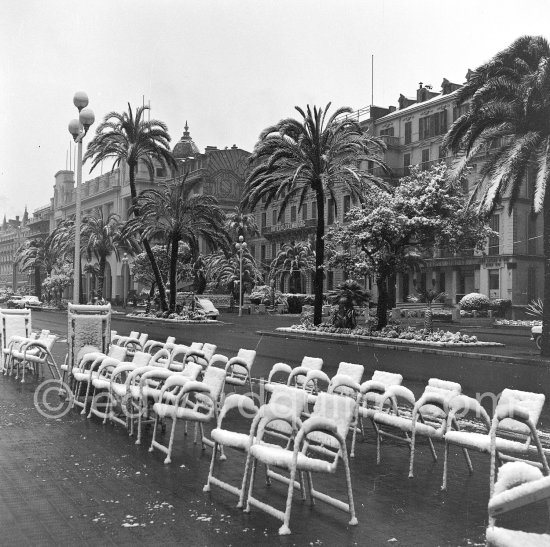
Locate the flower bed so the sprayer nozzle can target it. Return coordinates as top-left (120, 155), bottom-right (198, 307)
top-left (495, 319), bottom-right (541, 327)
top-left (126, 311), bottom-right (217, 323)
top-left (278, 324), bottom-right (503, 347)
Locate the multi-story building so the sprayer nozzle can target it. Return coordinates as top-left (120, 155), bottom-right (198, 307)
top-left (0, 212), bottom-right (30, 292)
top-left (247, 73), bottom-right (544, 305)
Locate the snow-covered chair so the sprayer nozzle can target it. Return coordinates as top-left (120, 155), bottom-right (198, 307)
top-left (203, 394), bottom-right (259, 501)
top-left (185, 343), bottom-right (218, 370)
top-left (442, 389), bottom-right (549, 492)
top-left (243, 392), bottom-right (358, 535)
top-left (71, 345), bottom-right (127, 414)
top-left (0, 308), bottom-right (32, 372)
top-left (211, 348), bottom-right (256, 394)
top-left (149, 379), bottom-right (218, 464)
top-left (106, 362), bottom-right (141, 429)
top-left (264, 356), bottom-right (324, 402)
top-left (301, 369), bottom-right (331, 416)
top-left (63, 303), bottom-right (111, 388)
top-left (9, 333), bottom-right (59, 383)
top-left (143, 336), bottom-right (176, 355)
top-left (131, 351), bottom-right (152, 367)
top-left (87, 356), bottom-right (124, 421)
top-left (4, 328), bottom-right (47, 376)
top-left (167, 343), bottom-right (203, 371)
top-left (486, 462), bottom-right (550, 546)
top-left (335, 362), bottom-right (364, 385)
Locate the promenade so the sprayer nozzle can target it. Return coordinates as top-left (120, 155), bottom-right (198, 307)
top-left (1, 311), bottom-right (548, 546)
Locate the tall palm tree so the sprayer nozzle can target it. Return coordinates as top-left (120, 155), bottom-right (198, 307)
top-left (81, 209), bottom-right (141, 299)
top-left (443, 35), bottom-right (550, 354)
top-left (242, 103), bottom-right (387, 324)
top-left (125, 181), bottom-right (230, 312)
top-left (225, 205), bottom-right (260, 240)
top-left (84, 103), bottom-right (178, 310)
top-left (269, 240), bottom-right (315, 294)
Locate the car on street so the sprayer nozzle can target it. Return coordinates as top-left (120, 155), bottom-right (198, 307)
top-left (531, 325), bottom-right (542, 350)
top-left (8, 295), bottom-right (42, 309)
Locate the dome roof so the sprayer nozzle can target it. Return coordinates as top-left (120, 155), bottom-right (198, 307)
top-left (172, 121), bottom-right (200, 159)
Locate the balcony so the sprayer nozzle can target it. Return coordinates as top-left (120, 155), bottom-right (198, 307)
top-left (379, 135), bottom-right (401, 149)
top-left (262, 218), bottom-right (317, 239)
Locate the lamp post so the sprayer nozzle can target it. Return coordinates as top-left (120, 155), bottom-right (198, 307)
top-left (122, 253), bottom-right (128, 309)
top-left (235, 235), bottom-right (247, 316)
top-left (68, 91), bottom-right (95, 304)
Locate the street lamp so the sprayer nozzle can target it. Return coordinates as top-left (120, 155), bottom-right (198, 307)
top-left (68, 91), bottom-right (95, 304)
top-left (235, 235), bottom-right (247, 316)
top-left (122, 253), bottom-right (128, 309)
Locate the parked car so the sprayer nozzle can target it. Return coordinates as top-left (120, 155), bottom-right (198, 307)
top-left (531, 325), bottom-right (542, 350)
top-left (8, 295), bottom-right (42, 309)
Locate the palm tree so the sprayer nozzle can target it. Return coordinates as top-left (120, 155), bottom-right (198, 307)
top-left (125, 181), bottom-right (230, 312)
top-left (328, 279), bottom-right (370, 329)
top-left (443, 35), bottom-right (550, 354)
top-left (269, 240), bottom-right (315, 294)
top-left (15, 236), bottom-right (59, 299)
top-left (81, 209), bottom-right (141, 299)
top-left (84, 103), bottom-right (178, 311)
top-left (408, 287), bottom-right (447, 333)
top-left (242, 103), bottom-right (387, 324)
top-left (225, 206), bottom-right (260, 240)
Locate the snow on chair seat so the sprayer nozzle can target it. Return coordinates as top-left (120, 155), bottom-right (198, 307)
top-left (243, 392), bottom-right (358, 535)
top-left (486, 462), bottom-right (550, 546)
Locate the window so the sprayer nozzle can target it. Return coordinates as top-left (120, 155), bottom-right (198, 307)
top-left (327, 199), bottom-right (335, 225)
top-left (421, 149), bottom-right (430, 169)
top-left (260, 245), bottom-right (266, 262)
top-left (439, 272), bottom-right (446, 292)
top-left (404, 153), bottom-right (411, 176)
top-left (528, 213), bottom-right (537, 254)
top-left (311, 201), bottom-right (317, 219)
top-left (343, 195), bottom-right (351, 221)
top-left (380, 126), bottom-right (394, 137)
top-left (272, 209), bottom-right (277, 225)
top-left (291, 205), bottom-right (297, 222)
top-left (327, 271), bottom-right (334, 291)
top-left (419, 110), bottom-right (447, 140)
top-left (155, 167), bottom-right (166, 178)
top-left (489, 269), bottom-right (500, 291)
top-left (302, 203), bottom-right (308, 221)
top-left (404, 122), bottom-right (412, 145)
top-left (271, 243), bottom-right (277, 259)
top-left (249, 244), bottom-right (256, 259)
top-left (453, 104), bottom-right (469, 122)
top-left (489, 214), bottom-right (500, 254)
top-left (528, 268), bottom-right (537, 301)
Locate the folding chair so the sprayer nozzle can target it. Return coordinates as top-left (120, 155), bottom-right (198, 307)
top-left (442, 389), bottom-right (550, 492)
top-left (203, 394), bottom-right (259, 501)
top-left (0, 308), bottom-right (32, 372)
top-left (212, 349), bottom-right (256, 394)
top-left (486, 462), bottom-right (550, 546)
top-left (149, 379), bottom-right (218, 464)
top-left (244, 392), bottom-right (358, 535)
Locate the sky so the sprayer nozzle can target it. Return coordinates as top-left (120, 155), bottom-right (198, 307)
top-left (2, 0), bottom-right (550, 220)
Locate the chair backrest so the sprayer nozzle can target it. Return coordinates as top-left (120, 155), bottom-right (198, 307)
top-left (202, 366), bottom-right (226, 400)
top-left (336, 362), bottom-right (364, 384)
top-left (166, 336), bottom-right (176, 344)
top-left (181, 362), bottom-right (202, 381)
top-left (67, 303), bottom-right (111, 369)
top-left (301, 356), bottom-right (323, 371)
top-left (129, 331), bottom-right (139, 339)
top-left (496, 389), bottom-right (546, 437)
top-left (201, 343), bottom-right (217, 362)
top-left (138, 333), bottom-right (149, 347)
top-left (371, 370), bottom-right (403, 387)
top-left (426, 378), bottom-right (462, 395)
top-left (267, 384), bottom-right (308, 426)
top-left (237, 348), bottom-right (256, 367)
top-left (108, 345), bottom-right (127, 361)
top-left (308, 392), bottom-right (357, 448)
top-left (150, 348), bottom-right (171, 368)
top-left (1, 309), bottom-right (32, 350)
top-left (132, 351), bottom-right (152, 367)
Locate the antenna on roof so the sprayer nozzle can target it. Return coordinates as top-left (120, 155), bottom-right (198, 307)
top-left (371, 54), bottom-right (374, 107)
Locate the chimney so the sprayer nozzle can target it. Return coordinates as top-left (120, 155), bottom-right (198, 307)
top-left (205, 145), bottom-right (218, 152)
top-left (388, 106), bottom-right (396, 113)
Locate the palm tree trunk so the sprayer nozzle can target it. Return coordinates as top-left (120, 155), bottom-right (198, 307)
top-left (97, 257), bottom-right (106, 299)
top-left (34, 266), bottom-right (41, 300)
top-left (313, 189), bottom-right (325, 325)
top-left (376, 274), bottom-right (389, 330)
top-left (128, 163), bottom-right (168, 311)
top-left (145, 282), bottom-right (155, 314)
top-left (541, 192), bottom-right (550, 355)
top-left (168, 235), bottom-right (179, 312)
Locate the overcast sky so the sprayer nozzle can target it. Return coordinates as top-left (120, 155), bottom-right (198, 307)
top-left (1, 0), bottom-right (549, 220)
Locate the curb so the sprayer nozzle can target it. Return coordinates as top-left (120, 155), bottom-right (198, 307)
top-left (257, 329), bottom-right (550, 368)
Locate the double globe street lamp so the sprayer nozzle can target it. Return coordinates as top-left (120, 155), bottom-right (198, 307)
top-left (68, 92), bottom-right (95, 304)
top-left (235, 235), bottom-right (247, 317)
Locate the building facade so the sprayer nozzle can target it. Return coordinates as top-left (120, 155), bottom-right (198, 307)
top-left (0, 212), bottom-right (31, 292)
top-left (247, 74), bottom-right (544, 305)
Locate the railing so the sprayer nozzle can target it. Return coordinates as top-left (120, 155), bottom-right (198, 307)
top-left (379, 135), bottom-right (401, 148)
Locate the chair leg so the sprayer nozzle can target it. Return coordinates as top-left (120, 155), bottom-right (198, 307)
top-left (244, 457), bottom-right (258, 513)
top-left (342, 447), bottom-right (358, 526)
top-left (87, 387), bottom-right (97, 418)
top-left (441, 441), bottom-right (449, 491)
top-left (149, 415), bottom-right (160, 452)
top-left (462, 447), bottom-right (473, 474)
top-left (279, 463), bottom-right (297, 535)
top-left (408, 429), bottom-right (417, 478)
top-left (238, 451), bottom-right (253, 509)
top-left (306, 471), bottom-right (315, 506)
top-left (203, 441), bottom-right (218, 493)
top-left (164, 418), bottom-right (178, 464)
top-left (427, 437), bottom-right (438, 462)
top-left (376, 430), bottom-right (382, 464)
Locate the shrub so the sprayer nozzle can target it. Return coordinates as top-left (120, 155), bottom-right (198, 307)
top-left (459, 293), bottom-right (491, 311)
top-left (286, 295), bottom-right (305, 314)
top-left (490, 298), bottom-right (512, 317)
